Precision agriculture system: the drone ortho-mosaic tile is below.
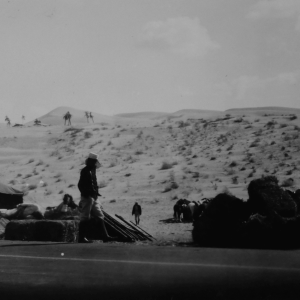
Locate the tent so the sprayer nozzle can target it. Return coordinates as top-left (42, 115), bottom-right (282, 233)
top-left (0, 183), bottom-right (23, 209)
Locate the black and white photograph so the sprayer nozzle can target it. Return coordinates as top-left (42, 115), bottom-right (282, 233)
top-left (0, 1), bottom-right (300, 299)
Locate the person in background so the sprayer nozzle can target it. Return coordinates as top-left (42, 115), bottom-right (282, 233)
top-left (77, 152), bottom-right (116, 243)
top-left (132, 202), bottom-right (142, 225)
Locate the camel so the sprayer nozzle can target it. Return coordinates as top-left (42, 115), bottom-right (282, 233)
top-left (5, 116), bottom-right (10, 127)
top-left (63, 111), bottom-right (72, 126)
top-left (173, 203), bottom-right (183, 222)
top-left (85, 111), bottom-right (90, 123)
top-left (89, 112), bottom-right (94, 123)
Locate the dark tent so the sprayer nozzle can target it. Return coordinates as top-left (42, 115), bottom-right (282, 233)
top-left (0, 183), bottom-right (23, 209)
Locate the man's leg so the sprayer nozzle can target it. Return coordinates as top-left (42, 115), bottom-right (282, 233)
top-left (78, 196), bottom-right (93, 243)
top-left (91, 201), bottom-right (118, 241)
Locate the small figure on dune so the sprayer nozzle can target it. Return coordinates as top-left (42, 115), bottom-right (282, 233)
top-left (132, 202), bottom-right (142, 225)
top-left (85, 111), bottom-right (90, 123)
top-left (63, 111), bottom-right (72, 126)
top-left (89, 112), bottom-right (94, 123)
top-left (5, 116), bottom-right (10, 127)
top-left (77, 152), bottom-right (117, 243)
top-left (33, 119), bottom-right (41, 126)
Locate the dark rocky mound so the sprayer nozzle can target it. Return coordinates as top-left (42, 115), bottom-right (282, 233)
top-left (248, 176), bottom-right (297, 218)
top-left (192, 176), bottom-right (300, 249)
top-left (192, 193), bottom-right (250, 247)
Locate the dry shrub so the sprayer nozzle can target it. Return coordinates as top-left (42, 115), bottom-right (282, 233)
top-left (98, 180), bottom-right (107, 188)
top-left (229, 161), bottom-right (237, 167)
top-left (84, 131), bottom-right (93, 139)
top-left (232, 176), bottom-right (238, 184)
top-left (28, 184), bottom-right (37, 190)
top-left (160, 161), bottom-right (173, 170)
top-left (247, 176), bottom-right (297, 218)
top-left (281, 178), bottom-right (294, 187)
top-left (36, 160), bottom-right (44, 166)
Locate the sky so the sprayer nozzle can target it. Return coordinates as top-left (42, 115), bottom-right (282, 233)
top-left (1, 0), bottom-right (300, 123)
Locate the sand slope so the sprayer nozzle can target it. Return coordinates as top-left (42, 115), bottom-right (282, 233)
top-left (1, 106), bottom-right (300, 243)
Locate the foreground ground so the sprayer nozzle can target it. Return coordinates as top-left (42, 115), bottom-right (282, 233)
top-left (0, 240), bottom-right (300, 300)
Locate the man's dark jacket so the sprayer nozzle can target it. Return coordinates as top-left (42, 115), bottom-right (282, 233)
top-left (78, 166), bottom-right (99, 198)
top-left (132, 203), bottom-right (142, 215)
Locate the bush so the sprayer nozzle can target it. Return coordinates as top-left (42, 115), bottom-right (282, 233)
top-left (281, 178), bottom-right (294, 187)
top-left (28, 184), bottom-right (37, 190)
top-left (160, 161), bottom-right (173, 170)
top-left (229, 161), bottom-right (237, 167)
top-left (135, 150), bottom-right (143, 155)
top-left (98, 180), bottom-right (107, 188)
top-left (84, 131), bottom-right (93, 139)
top-left (192, 193), bottom-right (250, 246)
top-left (232, 176), bottom-right (238, 184)
top-left (247, 176), bottom-right (297, 218)
top-left (36, 160), bottom-right (44, 166)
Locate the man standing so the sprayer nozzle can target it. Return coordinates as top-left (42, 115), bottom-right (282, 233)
top-left (77, 152), bottom-right (116, 243)
top-left (132, 202), bottom-right (142, 225)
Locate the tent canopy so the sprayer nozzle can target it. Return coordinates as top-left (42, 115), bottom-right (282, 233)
top-left (0, 182), bottom-right (23, 196)
top-left (0, 182), bottom-right (23, 209)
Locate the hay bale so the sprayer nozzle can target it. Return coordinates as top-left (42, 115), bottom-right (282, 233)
top-left (5, 220), bottom-right (79, 242)
top-left (0, 218), bottom-right (9, 238)
top-left (192, 193), bottom-right (250, 246)
top-left (247, 176), bottom-right (297, 218)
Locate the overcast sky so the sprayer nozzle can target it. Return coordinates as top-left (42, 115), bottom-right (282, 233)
top-left (1, 0), bottom-right (300, 122)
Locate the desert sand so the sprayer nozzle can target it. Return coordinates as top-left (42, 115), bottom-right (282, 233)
top-left (1, 106), bottom-right (300, 244)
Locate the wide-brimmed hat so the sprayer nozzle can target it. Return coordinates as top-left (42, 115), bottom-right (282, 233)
top-left (87, 152), bottom-right (101, 168)
top-left (88, 152), bottom-right (98, 160)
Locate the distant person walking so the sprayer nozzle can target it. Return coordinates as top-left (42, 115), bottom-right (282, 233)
top-left (77, 152), bottom-right (116, 243)
top-left (132, 202), bottom-right (142, 225)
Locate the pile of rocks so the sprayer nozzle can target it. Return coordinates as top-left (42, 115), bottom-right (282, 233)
top-left (192, 176), bottom-right (300, 249)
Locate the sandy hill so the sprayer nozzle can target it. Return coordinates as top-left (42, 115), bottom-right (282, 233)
top-left (1, 105), bottom-right (300, 243)
top-left (26, 106), bottom-right (122, 126)
top-left (116, 109), bottom-right (221, 121)
top-left (226, 106), bottom-right (300, 116)
top-left (115, 112), bottom-right (168, 119)
top-left (161, 109), bottom-right (221, 120)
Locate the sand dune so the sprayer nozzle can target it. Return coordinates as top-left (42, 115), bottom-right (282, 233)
top-left (1, 105), bottom-right (300, 243)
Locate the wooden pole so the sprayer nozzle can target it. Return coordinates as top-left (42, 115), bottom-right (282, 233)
top-left (103, 217), bottom-right (134, 241)
top-left (130, 221), bottom-right (156, 240)
top-left (115, 214), bottom-right (152, 241)
top-left (103, 211), bottom-right (140, 241)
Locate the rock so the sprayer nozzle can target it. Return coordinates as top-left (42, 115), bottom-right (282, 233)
top-left (241, 213), bottom-right (300, 249)
top-left (192, 193), bottom-right (250, 246)
top-left (5, 220), bottom-right (79, 242)
top-left (247, 176), bottom-right (297, 218)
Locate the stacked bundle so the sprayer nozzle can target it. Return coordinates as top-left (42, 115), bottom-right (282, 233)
top-left (103, 211), bottom-right (154, 242)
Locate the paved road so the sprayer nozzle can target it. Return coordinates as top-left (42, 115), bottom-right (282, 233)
top-left (0, 240), bottom-right (300, 300)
